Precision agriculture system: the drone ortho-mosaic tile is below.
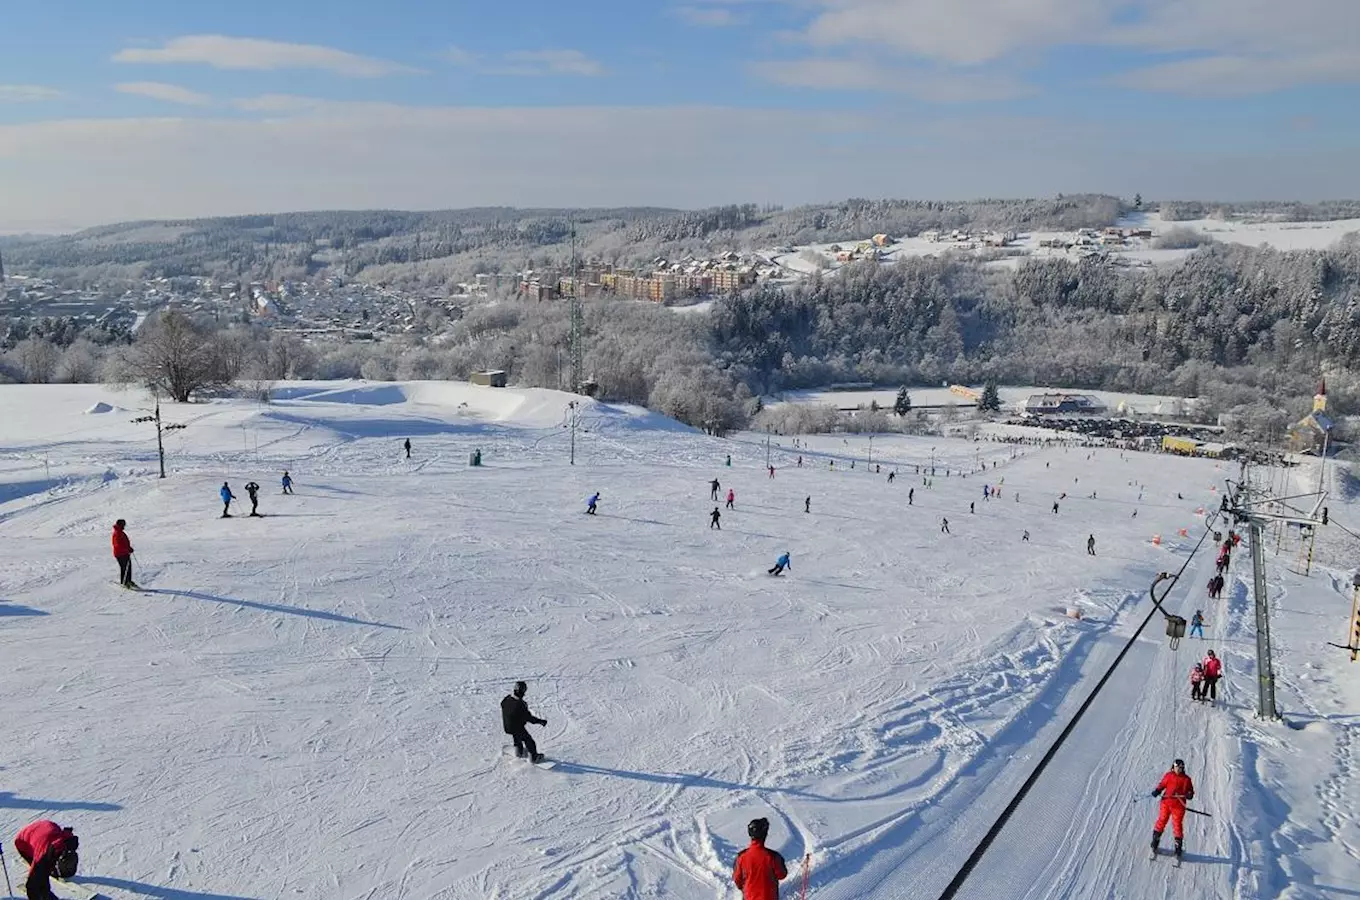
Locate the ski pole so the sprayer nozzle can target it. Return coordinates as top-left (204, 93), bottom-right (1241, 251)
top-left (1184, 807), bottom-right (1214, 818)
top-left (1, 844), bottom-right (13, 899)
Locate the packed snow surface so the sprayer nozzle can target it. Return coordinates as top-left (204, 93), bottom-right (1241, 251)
top-left (1, 381), bottom-right (1357, 899)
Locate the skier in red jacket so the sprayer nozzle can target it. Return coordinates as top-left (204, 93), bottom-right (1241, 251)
top-left (1150, 759), bottom-right (1195, 861)
top-left (733, 817), bottom-right (787, 900)
top-left (111, 519), bottom-right (136, 589)
top-left (13, 819), bottom-right (79, 900)
top-left (1200, 650), bottom-right (1223, 703)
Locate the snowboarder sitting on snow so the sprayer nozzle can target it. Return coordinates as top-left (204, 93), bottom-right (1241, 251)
top-left (112, 518), bottom-right (136, 589)
top-left (13, 819), bottom-right (79, 900)
top-left (768, 552), bottom-right (791, 576)
top-left (1189, 610), bottom-right (1205, 639)
top-left (1189, 663), bottom-right (1205, 701)
top-left (281, 471), bottom-right (293, 494)
top-left (710, 507), bottom-right (722, 529)
top-left (245, 481), bottom-right (261, 517)
top-left (1200, 650), bottom-right (1222, 702)
top-left (501, 680), bottom-right (546, 763)
top-left (220, 482), bottom-right (236, 518)
top-left (733, 817), bottom-right (787, 900)
top-left (1150, 759), bottom-right (1195, 862)
top-left (586, 493), bottom-right (599, 515)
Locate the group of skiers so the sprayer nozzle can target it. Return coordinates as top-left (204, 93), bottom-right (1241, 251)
top-left (1189, 649), bottom-right (1223, 703)
top-left (219, 472), bottom-right (294, 518)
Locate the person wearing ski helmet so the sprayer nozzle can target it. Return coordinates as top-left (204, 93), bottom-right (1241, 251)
top-left (13, 819), bottom-right (79, 900)
top-left (500, 680), bottom-right (547, 763)
top-left (111, 518), bottom-right (136, 589)
top-left (732, 817), bottom-right (787, 900)
top-left (1150, 759), bottom-right (1195, 861)
top-left (1189, 664), bottom-right (1205, 702)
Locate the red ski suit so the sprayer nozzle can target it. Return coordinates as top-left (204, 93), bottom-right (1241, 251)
top-left (733, 840), bottom-right (787, 900)
top-left (1152, 770), bottom-right (1195, 838)
top-left (111, 524), bottom-right (132, 557)
top-left (14, 819), bottom-right (75, 865)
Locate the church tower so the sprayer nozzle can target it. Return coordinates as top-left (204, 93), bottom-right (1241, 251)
top-left (1313, 378), bottom-right (1328, 414)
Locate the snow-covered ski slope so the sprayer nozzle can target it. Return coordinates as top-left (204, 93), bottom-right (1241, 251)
top-left (2, 382), bottom-right (1356, 899)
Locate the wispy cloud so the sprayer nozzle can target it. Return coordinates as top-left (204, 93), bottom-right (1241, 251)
top-left (673, 5), bottom-right (740, 26)
top-left (750, 57), bottom-right (1033, 101)
top-left (0, 85), bottom-right (65, 103)
top-left (113, 35), bottom-right (418, 78)
top-left (764, 0), bottom-right (1360, 94)
top-left (115, 81), bottom-right (212, 106)
top-left (446, 47), bottom-right (606, 77)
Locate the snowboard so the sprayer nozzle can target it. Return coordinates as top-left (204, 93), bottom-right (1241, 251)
top-left (52, 877), bottom-right (108, 900)
top-left (505, 747), bottom-right (556, 769)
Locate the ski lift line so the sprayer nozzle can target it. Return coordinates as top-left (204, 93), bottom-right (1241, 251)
top-left (933, 511), bottom-right (1222, 900)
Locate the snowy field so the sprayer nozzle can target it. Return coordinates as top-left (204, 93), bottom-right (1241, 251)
top-left (761, 211), bottom-right (1360, 277)
top-left (775, 385), bottom-right (1198, 418)
top-left (2, 381), bottom-right (1357, 899)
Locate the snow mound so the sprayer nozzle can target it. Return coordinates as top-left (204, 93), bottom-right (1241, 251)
top-left (84, 402), bottom-right (116, 414)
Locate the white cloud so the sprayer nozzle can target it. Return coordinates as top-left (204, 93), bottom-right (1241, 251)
top-left (0, 101), bottom-right (1354, 233)
top-left (750, 57), bottom-right (1034, 101)
top-left (115, 82), bottom-right (212, 106)
top-left (0, 85), bottom-right (65, 102)
top-left (766, 0), bottom-right (1360, 93)
top-left (113, 35), bottom-right (418, 77)
top-left (446, 47), bottom-right (606, 77)
top-left (673, 5), bottom-right (740, 26)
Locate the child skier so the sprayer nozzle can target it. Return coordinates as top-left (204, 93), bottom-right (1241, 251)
top-left (112, 518), bottom-right (137, 589)
top-left (281, 470), bottom-right (293, 494)
top-left (768, 552), bottom-right (791, 576)
top-left (1189, 610), bottom-right (1205, 639)
top-left (220, 482), bottom-right (236, 518)
top-left (500, 680), bottom-right (547, 762)
top-left (245, 481), bottom-right (261, 516)
top-left (1189, 663), bottom-right (1205, 701)
top-left (1150, 759), bottom-right (1195, 863)
top-left (586, 493), bottom-right (599, 515)
top-left (710, 507), bottom-right (722, 529)
top-left (726, 488), bottom-right (735, 510)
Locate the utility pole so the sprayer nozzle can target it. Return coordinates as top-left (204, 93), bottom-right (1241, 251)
top-left (1223, 475), bottom-right (1328, 719)
top-left (131, 390), bottom-right (187, 478)
top-left (568, 215), bottom-right (584, 395)
top-left (765, 426), bottom-right (771, 469)
top-left (868, 434), bottom-right (874, 470)
top-left (568, 400), bottom-right (578, 466)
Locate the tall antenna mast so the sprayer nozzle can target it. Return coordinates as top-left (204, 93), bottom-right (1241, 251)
top-left (569, 214), bottom-right (584, 394)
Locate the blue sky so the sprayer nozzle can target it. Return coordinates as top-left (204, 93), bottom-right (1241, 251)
top-left (2, 0), bottom-right (1359, 231)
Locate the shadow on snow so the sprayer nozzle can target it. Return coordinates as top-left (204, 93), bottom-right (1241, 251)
top-left (145, 589), bottom-right (405, 630)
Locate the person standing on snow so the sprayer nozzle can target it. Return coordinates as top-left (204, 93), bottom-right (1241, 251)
top-left (1087, 534), bottom-right (1097, 556)
top-left (1150, 759), bottom-right (1195, 862)
top-left (732, 817), bottom-right (787, 900)
top-left (710, 507), bottom-right (722, 529)
top-left (220, 482), bottom-right (237, 518)
top-left (940, 517), bottom-right (950, 534)
top-left (1189, 610), bottom-right (1205, 639)
top-left (726, 488), bottom-right (736, 510)
top-left (586, 493), bottom-right (600, 515)
top-left (768, 465), bottom-right (775, 479)
top-left (804, 496), bottom-right (811, 514)
top-left (112, 519), bottom-right (136, 589)
top-left (500, 680), bottom-right (547, 763)
top-left (768, 552), bottom-right (791, 576)
top-left (244, 481), bottom-right (261, 517)
top-left (281, 471), bottom-right (293, 494)
top-left (711, 478), bottom-right (721, 501)
top-left (1053, 501), bottom-right (1060, 515)
top-left (404, 438), bottom-right (412, 459)
top-left (1201, 650), bottom-right (1222, 702)
top-left (13, 819), bottom-right (80, 900)
top-left (1189, 663), bottom-right (1205, 701)
top-left (908, 487), bottom-right (914, 505)
top-left (1022, 530), bottom-right (1030, 542)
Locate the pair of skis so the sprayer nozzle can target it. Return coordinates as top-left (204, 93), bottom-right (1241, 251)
top-left (1149, 846), bottom-right (1183, 868)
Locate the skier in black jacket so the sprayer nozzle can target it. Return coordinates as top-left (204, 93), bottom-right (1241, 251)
top-left (501, 680), bottom-right (547, 762)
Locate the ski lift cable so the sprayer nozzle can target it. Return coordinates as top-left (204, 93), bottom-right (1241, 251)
top-left (933, 511), bottom-right (1222, 900)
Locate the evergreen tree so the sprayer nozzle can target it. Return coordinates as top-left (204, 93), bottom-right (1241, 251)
top-left (894, 386), bottom-right (911, 416)
top-left (1134, 193), bottom-right (1143, 210)
top-left (978, 380), bottom-right (1001, 412)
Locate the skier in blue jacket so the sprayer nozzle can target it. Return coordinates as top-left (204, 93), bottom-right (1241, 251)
top-left (586, 493), bottom-right (600, 515)
top-left (768, 552), bottom-right (791, 576)
top-left (220, 482), bottom-right (237, 518)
